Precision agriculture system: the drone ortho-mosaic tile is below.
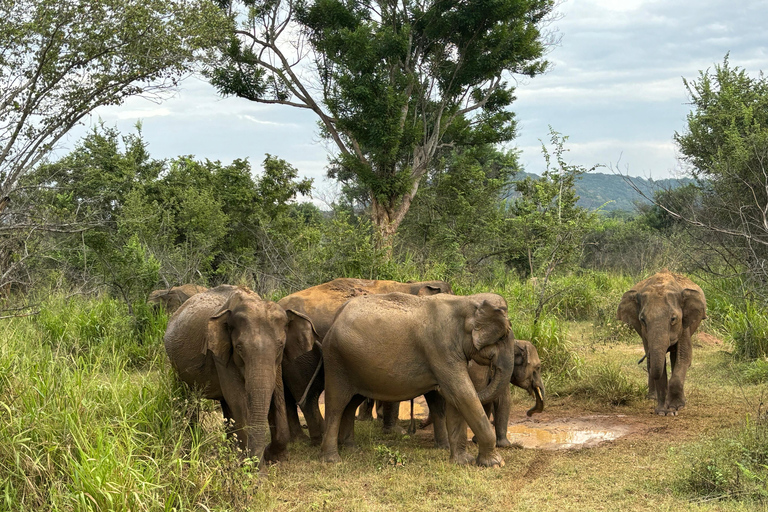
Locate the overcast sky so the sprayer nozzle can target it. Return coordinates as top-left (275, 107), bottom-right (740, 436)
top-left (64, 0), bottom-right (768, 197)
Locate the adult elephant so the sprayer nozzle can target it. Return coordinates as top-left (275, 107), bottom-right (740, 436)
top-left (149, 284), bottom-right (208, 314)
top-left (164, 285), bottom-right (316, 463)
top-left (278, 278), bottom-right (453, 445)
top-left (468, 340), bottom-right (545, 447)
top-left (617, 271), bottom-right (706, 416)
top-left (321, 292), bottom-right (515, 467)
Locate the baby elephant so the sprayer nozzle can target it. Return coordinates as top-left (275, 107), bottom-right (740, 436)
top-left (321, 292), bottom-right (516, 467)
top-left (468, 340), bottom-right (545, 447)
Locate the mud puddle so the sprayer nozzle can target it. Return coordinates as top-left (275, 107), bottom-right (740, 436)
top-left (504, 416), bottom-right (631, 450)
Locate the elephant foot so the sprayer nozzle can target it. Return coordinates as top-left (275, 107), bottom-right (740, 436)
top-left (496, 437), bottom-right (513, 448)
top-left (450, 451), bottom-right (475, 465)
top-left (646, 392), bottom-right (656, 400)
top-left (476, 450), bottom-right (505, 468)
top-left (309, 435), bottom-right (323, 446)
top-left (321, 451), bottom-right (342, 463)
top-left (667, 397), bottom-right (686, 411)
top-left (434, 439), bottom-right (450, 450)
top-left (655, 406), bottom-right (677, 416)
top-left (382, 424), bottom-right (407, 435)
top-left (262, 444), bottom-right (286, 463)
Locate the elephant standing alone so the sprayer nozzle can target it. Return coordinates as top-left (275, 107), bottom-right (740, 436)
top-left (164, 285), bottom-right (316, 463)
top-left (321, 292), bottom-right (516, 467)
top-left (617, 271), bottom-right (706, 416)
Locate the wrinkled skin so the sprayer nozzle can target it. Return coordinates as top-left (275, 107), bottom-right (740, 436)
top-left (468, 340), bottom-right (545, 447)
top-left (148, 284), bottom-right (208, 314)
top-left (278, 278), bottom-right (453, 445)
top-left (617, 271), bottom-right (706, 416)
top-left (164, 285), bottom-right (316, 464)
top-left (321, 292), bottom-right (516, 467)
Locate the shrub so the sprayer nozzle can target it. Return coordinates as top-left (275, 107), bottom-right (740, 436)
top-left (684, 416), bottom-right (768, 502)
top-left (567, 361), bottom-right (645, 406)
top-left (723, 301), bottom-right (768, 359)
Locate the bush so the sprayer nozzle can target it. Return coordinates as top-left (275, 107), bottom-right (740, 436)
top-left (723, 301), bottom-right (768, 359)
top-left (567, 362), bottom-right (645, 406)
top-left (684, 416), bottom-right (768, 502)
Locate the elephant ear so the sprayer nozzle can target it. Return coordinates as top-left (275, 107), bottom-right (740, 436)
top-left (682, 288), bottom-right (706, 333)
top-left (206, 309), bottom-right (232, 366)
top-left (514, 340), bottom-right (529, 367)
top-left (471, 300), bottom-right (510, 351)
top-left (417, 284), bottom-right (443, 296)
top-left (617, 290), bottom-right (641, 335)
top-left (283, 309), bottom-right (319, 362)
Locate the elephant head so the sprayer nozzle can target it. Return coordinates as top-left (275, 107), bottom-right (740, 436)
top-left (512, 340), bottom-right (545, 416)
top-left (148, 284), bottom-right (207, 314)
top-left (411, 281), bottom-right (454, 296)
top-left (464, 294), bottom-right (516, 405)
top-left (205, 290), bottom-right (315, 460)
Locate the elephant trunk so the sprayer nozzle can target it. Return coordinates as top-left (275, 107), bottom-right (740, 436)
top-left (244, 365), bottom-right (277, 462)
top-left (647, 331), bottom-right (668, 381)
top-left (476, 337), bottom-right (515, 405)
top-left (526, 385), bottom-right (545, 417)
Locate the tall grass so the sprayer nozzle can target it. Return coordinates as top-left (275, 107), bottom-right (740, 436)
top-left (0, 293), bottom-right (273, 511)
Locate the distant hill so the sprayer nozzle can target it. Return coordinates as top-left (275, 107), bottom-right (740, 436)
top-left (510, 172), bottom-right (694, 212)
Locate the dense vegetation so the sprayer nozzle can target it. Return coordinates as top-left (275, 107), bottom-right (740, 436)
top-left (0, 1), bottom-right (767, 508)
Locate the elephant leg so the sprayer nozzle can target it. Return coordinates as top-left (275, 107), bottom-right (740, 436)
top-left (264, 370), bottom-right (289, 463)
top-left (438, 371), bottom-right (503, 467)
top-left (493, 390), bottom-right (512, 448)
top-left (356, 398), bottom-right (375, 421)
top-left (667, 338), bottom-right (691, 412)
top-left (425, 390), bottom-right (449, 449)
top-left (320, 368), bottom-right (354, 463)
top-left (284, 385), bottom-right (309, 443)
top-left (445, 402), bottom-right (473, 465)
top-left (220, 399), bottom-right (234, 436)
top-left (653, 357), bottom-right (670, 415)
top-left (339, 394), bottom-right (367, 448)
top-left (299, 366), bottom-right (326, 446)
top-left (381, 401), bottom-right (405, 434)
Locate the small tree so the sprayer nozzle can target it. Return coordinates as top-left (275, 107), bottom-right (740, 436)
top-left (507, 129), bottom-right (596, 323)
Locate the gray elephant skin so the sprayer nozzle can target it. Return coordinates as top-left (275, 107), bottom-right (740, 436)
top-left (148, 284), bottom-right (208, 314)
top-left (468, 339), bottom-right (545, 447)
top-left (277, 278), bottom-right (453, 445)
top-left (617, 271), bottom-right (706, 416)
top-left (321, 292), bottom-right (516, 467)
top-left (163, 285), bottom-right (316, 463)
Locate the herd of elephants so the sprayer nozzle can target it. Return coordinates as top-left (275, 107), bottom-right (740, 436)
top-left (154, 270), bottom-right (707, 468)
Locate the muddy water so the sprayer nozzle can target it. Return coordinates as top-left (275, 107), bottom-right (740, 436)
top-left (505, 419), bottom-right (628, 450)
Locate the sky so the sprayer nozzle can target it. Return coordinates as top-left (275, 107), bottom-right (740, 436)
top-left (63, 0), bottom-right (768, 199)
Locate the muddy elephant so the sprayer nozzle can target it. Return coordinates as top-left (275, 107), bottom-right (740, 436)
top-left (164, 285), bottom-right (316, 463)
top-left (277, 278), bottom-right (453, 445)
top-left (468, 339), bottom-right (545, 446)
top-left (321, 292), bottom-right (516, 467)
top-left (617, 271), bottom-right (706, 416)
top-left (148, 284), bottom-right (208, 314)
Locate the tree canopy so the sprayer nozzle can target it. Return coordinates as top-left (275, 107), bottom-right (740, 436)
top-left (209, 0), bottom-right (556, 246)
top-left (0, 0), bottom-right (230, 199)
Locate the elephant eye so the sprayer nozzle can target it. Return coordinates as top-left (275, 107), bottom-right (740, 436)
top-left (671, 316), bottom-right (678, 324)
top-left (639, 316), bottom-right (646, 325)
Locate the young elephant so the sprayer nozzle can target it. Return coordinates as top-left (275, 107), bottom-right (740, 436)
top-left (321, 292), bottom-right (516, 467)
top-left (277, 278), bottom-right (453, 445)
top-left (468, 340), bottom-right (545, 447)
top-left (148, 284), bottom-right (208, 314)
top-left (164, 285), bottom-right (316, 463)
top-left (617, 271), bottom-right (706, 416)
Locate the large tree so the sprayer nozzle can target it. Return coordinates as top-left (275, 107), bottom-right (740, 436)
top-left (673, 56), bottom-right (768, 287)
top-left (210, 0), bottom-right (555, 246)
top-left (0, 0), bottom-right (230, 199)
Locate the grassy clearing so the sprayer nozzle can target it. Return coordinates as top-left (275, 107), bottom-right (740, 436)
top-left (1, 278), bottom-right (767, 511)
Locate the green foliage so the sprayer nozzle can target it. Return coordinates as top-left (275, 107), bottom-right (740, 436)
top-left (567, 362), bottom-right (645, 406)
top-left (211, 0), bottom-right (554, 244)
top-left (684, 416), bottom-right (768, 502)
top-left (374, 445), bottom-right (407, 470)
top-left (722, 301), bottom-right (768, 360)
top-left (0, 0), bottom-right (230, 197)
